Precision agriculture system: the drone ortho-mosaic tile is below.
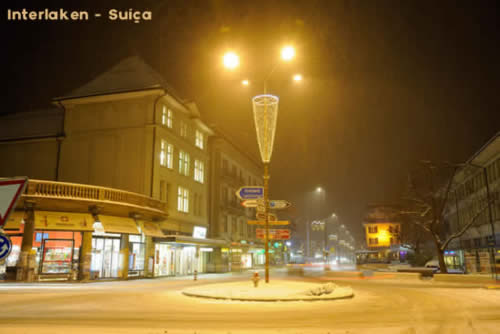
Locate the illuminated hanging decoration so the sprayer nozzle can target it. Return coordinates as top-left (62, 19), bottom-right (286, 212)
top-left (252, 94), bottom-right (279, 163)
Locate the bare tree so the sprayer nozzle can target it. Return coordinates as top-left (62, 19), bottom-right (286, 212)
top-left (400, 161), bottom-right (493, 273)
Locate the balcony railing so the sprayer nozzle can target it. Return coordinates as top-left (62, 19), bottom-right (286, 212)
top-left (24, 179), bottom-right (167, 214)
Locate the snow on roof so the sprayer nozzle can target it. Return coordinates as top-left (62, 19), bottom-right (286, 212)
top-left (54, 56), bottom-right (184, 102)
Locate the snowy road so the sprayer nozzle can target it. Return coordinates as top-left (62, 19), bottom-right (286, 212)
top-left (1, 274), bottom-right (499, 334)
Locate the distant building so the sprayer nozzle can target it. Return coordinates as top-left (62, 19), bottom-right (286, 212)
top-left (444, 131), bottom-right (500, 274)
top-left (359, 204), bottom-right (405, 263)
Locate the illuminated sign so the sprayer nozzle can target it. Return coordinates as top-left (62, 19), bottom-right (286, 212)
top-left (192, 226), bottom-right (207, 239)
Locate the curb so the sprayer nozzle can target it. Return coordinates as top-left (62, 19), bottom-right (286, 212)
top-left (181, 290), bottom-right (355, 302)
top-left (483, 285), bottom-right (500, 290)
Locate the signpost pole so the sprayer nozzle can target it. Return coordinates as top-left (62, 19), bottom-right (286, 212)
top-left (264, 163), bottom-right (270, 283)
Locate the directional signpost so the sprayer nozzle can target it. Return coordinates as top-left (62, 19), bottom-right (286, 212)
top-left (240, 199), bottom-right (258, 208)
top-left (248, 220), bottom-right (290, 226)
top-left (268, 200), bottom-right (291, 210)
top-left (235, 186), bottom-right (264, 200)
top-left (256, 228), bottom-right (290, 240)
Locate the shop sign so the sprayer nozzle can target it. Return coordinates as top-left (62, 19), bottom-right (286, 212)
top-left (35, 211), bottom-right (94, 231)
top-left (200, 247), bottom-right (213, 252)
top-left (221, 248), bottom-right (229, 253)
top-left (193, 226), bottom-right (207, 239)
top-left (3, 211), bottom-right (24, 230)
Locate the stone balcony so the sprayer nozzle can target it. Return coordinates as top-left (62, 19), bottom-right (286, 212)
top-left (17, 179), bottom-right (168, 221)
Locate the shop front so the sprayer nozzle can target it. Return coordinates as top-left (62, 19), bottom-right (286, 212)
top-left (153, 234), bottom-right (225, 276)
top-left (1, 210), bottom-right (92, 281)
top-left (92, 215), bottom-right (142, 279)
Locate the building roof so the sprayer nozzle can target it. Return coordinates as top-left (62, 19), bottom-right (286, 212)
top-left (54, 56), bottom-right (184, 102)
top-left (467, 130), bottom-right (500, 166)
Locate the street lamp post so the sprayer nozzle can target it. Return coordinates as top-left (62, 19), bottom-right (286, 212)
top-left (223, 45), bottom-right (300, 283)
top-left (252, 94), bottom-right (279, 283)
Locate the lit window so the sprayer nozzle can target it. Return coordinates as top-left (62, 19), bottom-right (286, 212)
top-left (160, 140), bottom-right (173, 168)
top-left (179, 151), bottom-right (190, 176)
top-left (195, 130), bottom-right (204, 149)
top-left (177, 186), bottom-right (189, 213)
top-left (368, 226), bottom-right (378, 234)
top-left (160, 140), bottom-right (167, 167)
top-left (194, 160), bottom-right (204, 183)
top-left (162, 106), bottom-right (166, 125)
top-left (162, 106), bottom-right (173, 128)
top-left (166, 143), bottom-right (173, 168)
top-left (167, 109), bottom-right (173, 128)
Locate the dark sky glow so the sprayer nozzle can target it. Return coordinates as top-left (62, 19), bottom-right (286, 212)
top-left (3, 0), bottom-right (499, 241)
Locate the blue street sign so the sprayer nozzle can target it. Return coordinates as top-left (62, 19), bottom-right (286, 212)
top-left (236, 186), bottom-right (264, 200)
top-left (0, 233), bottom-right (12, 261)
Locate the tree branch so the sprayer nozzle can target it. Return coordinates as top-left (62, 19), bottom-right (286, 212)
top-left (440, 200), bottom-right (492, 251)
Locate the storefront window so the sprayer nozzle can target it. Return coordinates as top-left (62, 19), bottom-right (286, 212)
top-left (91, 237), bottom-right (120, 278)
top-left (155, 244), bottom-right (175, 276)
top-left (41, 239), bottom-right (74, 274)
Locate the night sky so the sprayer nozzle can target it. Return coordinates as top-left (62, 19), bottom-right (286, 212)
top-left (3, 0), bottom-right (500, 242)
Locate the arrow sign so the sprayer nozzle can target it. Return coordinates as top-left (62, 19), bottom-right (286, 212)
top-left (235, 186), bottom-right (264, 200)
top-left (0, 233), bottom-right (12, 261)
top-left (256, 228), bottom-right (291, 240)
top-left (268, 200), bottom-right (291, 210)
top-left (255, 212), bottom-right (278, 221)
top-left (0, 177), bottom-right (28, 228)
top-left (247, 220), bottom-right (290, 225)
top-left (241, 200), bottom-right (258, 208)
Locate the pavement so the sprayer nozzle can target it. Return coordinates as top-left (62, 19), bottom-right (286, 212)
top-left (1, 271), bottom-right (500, 334)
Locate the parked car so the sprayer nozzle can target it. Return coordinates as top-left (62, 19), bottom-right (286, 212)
top-left (424, 260), bottom-right (440, 273)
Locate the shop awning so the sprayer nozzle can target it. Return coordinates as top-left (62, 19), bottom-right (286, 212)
top-left (98, 215), bottom-right (140, 234)
top-left (160, 221), bottom-right (179, 232)
top-left (141, 221), bottom-right (165, 237)
top-left (3, 211), bottom-right (25, 230)
top-left (158, 235), bottom-right (228, 247)
top-left (35, 211), bottom-right (94, 231)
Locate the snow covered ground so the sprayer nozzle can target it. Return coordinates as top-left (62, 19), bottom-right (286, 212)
top-left (1, 275), bottom-right (500, 334)
top-left (182, 279), bottom-right (353, 301)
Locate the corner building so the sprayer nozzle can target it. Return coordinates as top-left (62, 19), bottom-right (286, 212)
top-left (0, 57), bottom-right (236, 281)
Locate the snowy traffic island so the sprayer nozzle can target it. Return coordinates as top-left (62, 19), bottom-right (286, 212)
top-left (182, 280), bottom-right (354, 302)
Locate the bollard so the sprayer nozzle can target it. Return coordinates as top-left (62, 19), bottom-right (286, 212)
top-left (194, 270), bottom-right (198, 281)
top-left (252, 271), bottom-right (260, 287)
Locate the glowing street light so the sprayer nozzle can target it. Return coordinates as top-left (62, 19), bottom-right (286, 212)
top-left (223, 51), bottom-right (239, 69)
top-left (316, 186), bottom-right (323, 193)
top-left (293, 74), bottom-right (303, 82)
top-left (281, 45), bottom-right (295, 61)
top-left (242, 79), bottom-right (250, 86)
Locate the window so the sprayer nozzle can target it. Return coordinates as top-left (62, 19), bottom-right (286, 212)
top-left (166, 143), bottom-right (173, 168)
top-left (368, 226), bottom-right (378, 234)
top-left (180, 121), bottom-right (188, 138)
top-left (160, 140), bottom-right (173, 168)
top-left (369, 238), bottom-right (378, 245)
top-left (179, 151), bottom-right (190, 176)
top-left (177, 186), bottom-right (189, 213)
top-left (161, 106), bottom-right (173, 128)
top-left (160, 140), bottom-right (167, 167)
top-left (194, 160), bottom-right (204, 183)
top-left (195, 130), bottom-right (204, 149)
